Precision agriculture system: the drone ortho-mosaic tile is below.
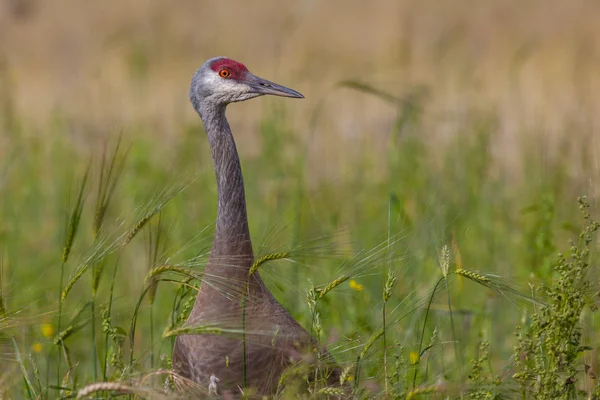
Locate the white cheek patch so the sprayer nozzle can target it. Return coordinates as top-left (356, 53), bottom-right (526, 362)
top-left (203, 73), bottom-right (221, 88)
top-left (203, 72), bottom-right (258, 103)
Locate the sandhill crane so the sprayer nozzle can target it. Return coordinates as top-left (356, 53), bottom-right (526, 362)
top-left (172, 57), bottom-right (340, 396)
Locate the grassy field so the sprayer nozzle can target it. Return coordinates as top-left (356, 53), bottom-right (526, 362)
top-left (1, 0), bottom-right (600, 398)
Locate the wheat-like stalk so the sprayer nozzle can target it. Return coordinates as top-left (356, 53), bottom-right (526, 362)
top-left (61, 235), bottom-right (120, 302)
top-left (144, 264), bottom-right (198, 285)
top-left (339, 364), bottom-right (353, 386)
top-left (359, 328), bottom-right (384, 360)
top-left (62, 168), bottom-right (89, 264)
top-left (316, 275), bottom-right (349, 298)
top-left (383, 268), bottom-right (397, 302)
top-left (248, 251), bottom-right (290, 276)
top-left (455, 268), bottom-right (490, 284)
top-left (123, 214), bottom-right (154, 246)
top-left (123, 178), bottom-right (192, 247)
top-left (439, 244), bottom-right (451, 278)
top-left (53, 325), bottom-right (75, 345)
top-left (317, 386), bottom-right (346, 396)
top-left (76, 382), bottom-right (160, 399)
top-left (163, 325), bottom-right (227, 338)
top-left (61, 271), bottom-right (86, 303)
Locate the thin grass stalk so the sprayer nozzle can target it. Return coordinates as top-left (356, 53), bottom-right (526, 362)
top-left (412, 276), bottom-right (445, 389)
top-left (91, 139), bottom-right (126, 384)
top-left (55, 263), bottom-right (65, 388)
top-left (147, 215), bottom-right (163, 372)
top-left (306, 285), bottom-right (318, 341)
top-left (57, 168), bottom-right (89, 390)
top-left (122, 180), bottom-right (192, 249)
top-left (163, 325), bottom-right (227, 337)
top-left (354, 328), bottom-right (384, 391)
top-left (94, 137), bottom-right (127, 238)
top-left (170, 278), bottom-right (192, 331)
top-left (384, 195), bottom-right (391, 393)
top-left (60, 344), bottom-right (74, 388)
top-left (29, 354), bottom-right (43, 398)
top-left (441, 241), bottom-right (458, 387)
top-left (91, 291), bottom-right (97, 382)
top-left (169, 286), bottom-right (183, 348)
top-left (93, 144), bottom-right (109, 237)
top-left (12, 336), bottom-right (35, 399)
top-left (312, 310), bottom-right (322, 394)
top-left (149, 304), bottom-right (154, 370)
top-left (128, 283), bottom-right (156, 368)
top-left (383, 301), bottom-right (388, 390)
top-left (61, 167), bottom-right (90, 265)
top-left (445, 276), bottom-right (462, 386)
top-left (102, 255), bottom-right (121, 381)
top-left (275, 366), bottom-right (289, 397)
top-left (61, 237), bottom-right (117, 303)
top-left (382, 268), bottom-right (397, 393)
top-left (57, 341), bottom-right (70, 389)
top-left (291, 186), bottom-right (302, 310)
top-left (145, 264), bottom-right (198, 284)
top-left (131, 282), bottom-right (200, 374)
top-left (90, 258), bottom-right (106, 384)
top-left (422, 326), bottom-right (438, 384)
top-left (165, 276), bottom-right (195, 352)
top-left (90, 261), bottom-right (99, 384)
top-left (53, 302), bottom-right (92, 345)
top-left (44, 350), bottom-right (50, 400)
top-left (383, 256), bottom-right (389, 391)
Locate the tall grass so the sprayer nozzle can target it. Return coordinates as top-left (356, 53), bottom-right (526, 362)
top-left (1, 92), bottom-right (599, 397)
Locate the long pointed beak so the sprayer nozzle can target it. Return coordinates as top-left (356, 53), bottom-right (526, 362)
top-left (246, 73), bottom-right (304, 99)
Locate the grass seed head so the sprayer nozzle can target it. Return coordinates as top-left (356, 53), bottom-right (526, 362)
top-left (455, 269), bottom-right (490, 284)
top-left (439, 244), bottom-right (451, 278)
top-left (383, 268), bottom-right (397, 302)
top-left (249, 251), bottom-right (289, 276)
top-left (316, 275), bottom-right (349, 298)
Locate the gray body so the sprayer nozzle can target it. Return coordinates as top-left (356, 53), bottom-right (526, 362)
top-left (172, 57), bottom-right (339, 396)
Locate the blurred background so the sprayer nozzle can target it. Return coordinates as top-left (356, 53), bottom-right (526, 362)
top-left (1, 0), bottom-right (600, 397)
top-left (2, 0), bottom-right (599, 178)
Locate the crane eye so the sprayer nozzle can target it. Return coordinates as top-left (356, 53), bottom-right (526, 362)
top-left (219, 69), bottom-right (230, 78)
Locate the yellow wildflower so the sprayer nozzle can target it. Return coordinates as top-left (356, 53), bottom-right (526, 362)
top-left (31, 342), bottom-right (43, 353)
top-left (349, 279), bottom-right (364, 292)
top-left (409, 351), bottom-right (419, 365)
top-left (41, 323), bottom-right (54, 338)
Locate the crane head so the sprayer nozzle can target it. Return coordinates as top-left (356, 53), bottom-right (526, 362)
top-left (190, 57), bottom-right (304, 108)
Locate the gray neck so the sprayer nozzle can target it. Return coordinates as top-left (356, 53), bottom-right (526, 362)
top-left (197, 102), bottom-right (254, 280)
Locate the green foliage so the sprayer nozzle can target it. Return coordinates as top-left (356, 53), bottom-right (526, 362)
top-left (0, 88), bottom-right (599, 398)
top-left (468, 339), bottom-right (502, 399)
top-left (513, 196), bottom-right (600, 399)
